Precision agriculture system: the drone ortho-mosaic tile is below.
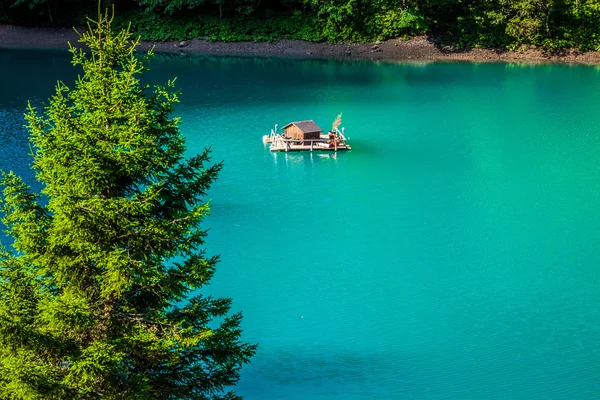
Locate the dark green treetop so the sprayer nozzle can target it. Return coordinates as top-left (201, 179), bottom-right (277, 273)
top-left (0, 9), bottom-right (256, 399)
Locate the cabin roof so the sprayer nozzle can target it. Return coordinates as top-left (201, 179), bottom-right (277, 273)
top-left (283, 120), bottom-right (323, 133)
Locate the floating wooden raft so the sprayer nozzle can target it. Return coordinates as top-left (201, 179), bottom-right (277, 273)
top-left (262, 120), bottom-right (351, 152)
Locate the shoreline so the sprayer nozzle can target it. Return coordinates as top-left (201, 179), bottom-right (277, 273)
top-left (2, 24), bottom-right (600, 65)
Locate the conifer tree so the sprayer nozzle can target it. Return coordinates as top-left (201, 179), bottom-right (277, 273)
top-left (0, 9), bottom-right (255, 399)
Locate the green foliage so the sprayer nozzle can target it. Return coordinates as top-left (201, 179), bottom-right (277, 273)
top-left (114, 1), bottom-right (428, 43)
top-left (0, 9), bottom-right (255, 399)
top-left (0, 0), bottom-right (105, 25)
top-left (373, 8), bottom-right (429, 40)
top-left (299, 0), bottom-right (428, 41)
top-left (114, 9), bottom-right (320, 42)
top-left (2, 0), bottom-right (600, 50)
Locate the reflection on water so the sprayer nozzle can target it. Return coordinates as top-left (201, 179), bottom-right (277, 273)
top-left (272, 151), bottom-right (340, 167)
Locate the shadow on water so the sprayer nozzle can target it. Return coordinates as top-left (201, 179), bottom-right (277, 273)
top-left (146, 54), bottom-right (473, 107)
top-left (237, 347), bottom-right (428, 399)
top-left (150, 53), bottom-right (383, 84)
top-left (0, 49), bottom-right (76, 106)
top-left (0, 109), bottom-right (39, 185)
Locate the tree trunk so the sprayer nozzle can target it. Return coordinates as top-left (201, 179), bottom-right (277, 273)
top-left (47, 3), bottom-right (54, 24)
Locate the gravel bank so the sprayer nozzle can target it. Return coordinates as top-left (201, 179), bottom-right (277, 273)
top-left (2, 24), bottom-right (600, 64)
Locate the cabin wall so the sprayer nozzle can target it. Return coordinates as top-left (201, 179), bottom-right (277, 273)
top-left (304, 131), bottom-right (321, 140)
top-left (285, 125), bottom-right (303, 139)
top-left (284, 125), bottom-right (321, 142)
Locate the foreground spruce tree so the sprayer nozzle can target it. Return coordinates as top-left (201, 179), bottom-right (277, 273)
top-left (0, 11), bottom-right (255, 399)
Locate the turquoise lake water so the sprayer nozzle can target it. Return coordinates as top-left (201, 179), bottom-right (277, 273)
top-left (1, 49), bottom-right (600, 399)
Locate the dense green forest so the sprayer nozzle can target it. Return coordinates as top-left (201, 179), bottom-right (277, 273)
top-left (1, 0), bottom-right (599, 51)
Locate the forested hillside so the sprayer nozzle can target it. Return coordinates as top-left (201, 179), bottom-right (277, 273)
top-left (1, 0), bottom-right (599, 51)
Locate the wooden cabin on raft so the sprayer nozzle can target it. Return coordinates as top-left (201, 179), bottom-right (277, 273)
top-left (282, 120), bottom-right (322, 144)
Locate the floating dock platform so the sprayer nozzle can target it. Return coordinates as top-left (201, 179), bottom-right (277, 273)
top-left (264, 134), bottom-right (351, 152)
top-left (262, 120), bottom-right (351, 152)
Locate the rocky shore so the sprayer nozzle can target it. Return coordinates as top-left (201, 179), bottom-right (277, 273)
top-left (2, 24), bottom-right (600, 65)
